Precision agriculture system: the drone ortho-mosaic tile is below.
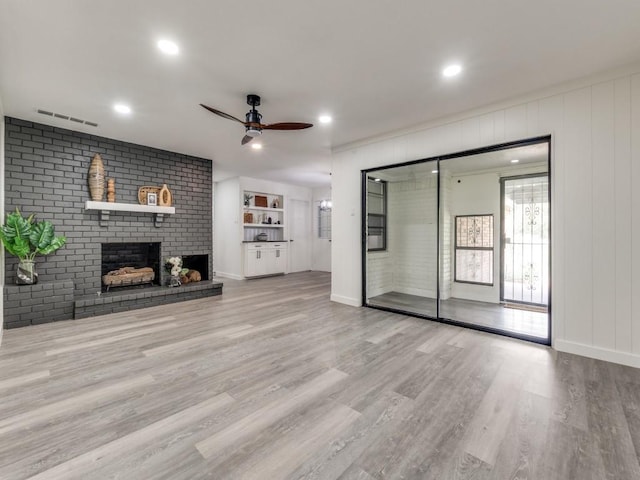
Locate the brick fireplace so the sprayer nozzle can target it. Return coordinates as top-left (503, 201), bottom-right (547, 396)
top-left (2, 117), bottom-right (220, 328)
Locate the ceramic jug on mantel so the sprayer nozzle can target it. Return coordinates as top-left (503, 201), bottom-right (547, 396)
top-left (158, 184), bottom-right (172, 206)
top-left (88, 153), bottom-right (105, 201)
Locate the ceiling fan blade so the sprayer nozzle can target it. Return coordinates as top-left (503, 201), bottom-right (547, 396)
top-left (200, 104), bottom-right (246, 124)
top-left (261, 122), bottom-right (313, 130)
top-left (241, 135), bottom-right (254, 145)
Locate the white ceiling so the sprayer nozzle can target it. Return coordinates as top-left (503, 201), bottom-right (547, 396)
top-left (1, 1), bottom-right (639, 187)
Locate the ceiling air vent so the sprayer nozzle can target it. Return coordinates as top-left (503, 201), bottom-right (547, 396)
top-left (37, 109), bottom-right (98, 127)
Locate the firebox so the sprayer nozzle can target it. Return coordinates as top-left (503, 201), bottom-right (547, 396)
top-left (101, 243), bottom-right (161, 291)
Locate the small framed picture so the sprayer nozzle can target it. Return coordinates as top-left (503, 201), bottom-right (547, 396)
top-left (147, 192), bottom-right (158, 206)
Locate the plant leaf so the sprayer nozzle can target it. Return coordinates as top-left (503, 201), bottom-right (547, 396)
top-left (0, 208), bottom-right (34, 259)
top-left (30, 221), bottom-right (67, 255)
top-left (37, 235), bottom-right (67, 255)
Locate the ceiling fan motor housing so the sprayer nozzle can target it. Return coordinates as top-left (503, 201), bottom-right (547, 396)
top-left (245, 107), bottom-right (263, 136)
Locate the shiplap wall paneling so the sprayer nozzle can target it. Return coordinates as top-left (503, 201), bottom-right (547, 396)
top-left (562, 88), bottom-right (594, 346)
top-left (631, 74), bottom-right (640, 355)
top-left (614, 77), bottom-right (632, 353)
top-left (591, 81), bottom-right (617, 351)
top-left (505, 104), bottom-right (528, 141)
top-left (539, 94), bottom-right (565, 342)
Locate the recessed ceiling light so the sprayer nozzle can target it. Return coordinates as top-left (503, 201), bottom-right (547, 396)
top-left (319, 115), bottom-right (332, 124)
top-left (157, 39), bottom-right (179, 55)
top-left (511, 159), bottom-right (520, 163)
top-left (113, 104), bottom-right (131, 114)
top-left (251, 143), bottom-right (263, 150)
top-left (442, 64), bottom-right (462, 77)
top-left (432, 170), bottom-right (438, 174)
top-left (374, 178), bottom-right (381, 182)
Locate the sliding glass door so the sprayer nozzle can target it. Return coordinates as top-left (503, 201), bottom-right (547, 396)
top-left (362, 137), bottom-right (551, 344)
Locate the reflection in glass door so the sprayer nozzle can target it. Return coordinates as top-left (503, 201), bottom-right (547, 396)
top-left (501, 175), bottom-right (549, 306)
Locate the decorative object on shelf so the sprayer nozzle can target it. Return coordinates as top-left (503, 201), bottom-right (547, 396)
top-left (271, 198), bottom-right (280, 209)
top-left (244, 193), bottom-right (253, 206)
top-left (159, 184), bottom-right (173, 206)
top-left (243, 212), bottom-right (253, 224)
top-left (267, 216), bottom-right (272, 224)
top-left (88, 153), bottom-right (105, 201)
top-left (180, 269), bottom-right (202, 284)
top-left (147, 192), bottom-right (158, 206)
top-left (0, 208), bottom-right (67, 285)
top-left (165, 256), bottom-right (184, 287)
top-left (137, 186), bottom-right (161, 205)
top-left (254, 195), bottom-right (268, 207)
top-left (255, 233), bottom-right (268, 241)
top-left (107, 178), bottom-right (116, 203)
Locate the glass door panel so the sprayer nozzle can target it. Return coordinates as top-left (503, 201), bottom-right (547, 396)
top-left (364, 162), bottom-right (439, 318)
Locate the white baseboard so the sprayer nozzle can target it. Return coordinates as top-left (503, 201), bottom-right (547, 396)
top-left (554, 339), bottom-right (640, 368)
top-left (215, 272), bottom-right (244, 281)
top-left (330, 294), bottom-right (361, 307)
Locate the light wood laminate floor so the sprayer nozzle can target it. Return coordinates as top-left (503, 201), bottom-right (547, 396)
top-left (0, 272), bottom-right (639, 479)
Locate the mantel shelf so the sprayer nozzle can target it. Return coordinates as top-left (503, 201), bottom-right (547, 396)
top-left (85, 201), bottom-right (175, 227)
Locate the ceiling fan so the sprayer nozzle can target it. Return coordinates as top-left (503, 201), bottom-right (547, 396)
top-left (200, 94), bottom-right (313, 145)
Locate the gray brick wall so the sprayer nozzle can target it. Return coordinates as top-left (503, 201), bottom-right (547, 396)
top-left (3, 116), bottom-right (213, 299)
top-left (3, 281), bottom-right (74, 328)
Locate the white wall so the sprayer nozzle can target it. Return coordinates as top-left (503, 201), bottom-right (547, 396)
top-left (312, 186), bottom-right (331, 272)
top-left (388, 177), bottom-right (438, 298)
top-left (332, 65), bottom-right (640, 368)
top-left (213, 177), bottom-right (241, 278)
top-left (449, 172), bottom-right (501, 303)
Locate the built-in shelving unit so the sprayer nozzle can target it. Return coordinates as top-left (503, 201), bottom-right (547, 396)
top-left (85, 201), bottom-right (175, 227)
top-left (242, 191), bottom-right (284, 241)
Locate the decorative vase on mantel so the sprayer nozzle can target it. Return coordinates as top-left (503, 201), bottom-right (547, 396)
top-left (88, 153), bottom-right (105, 201)
top-left (158, 183), bottom-right (172, 206)
top-left (16, 260), bottom-right (38, 285)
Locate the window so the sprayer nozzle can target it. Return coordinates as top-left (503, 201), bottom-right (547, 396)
top-left (455, 214), bottom-right (493, 285)
top-left (367, 178), bottom-right (387, 251)
top-left (318, 205), bottom-right (331, 239)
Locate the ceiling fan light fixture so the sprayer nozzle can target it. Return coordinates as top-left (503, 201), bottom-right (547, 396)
top-left (245, 127), bottom-right (262, 137)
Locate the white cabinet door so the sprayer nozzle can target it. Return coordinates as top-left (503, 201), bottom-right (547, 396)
top-left (272, 244), bottom-right (287, 273)
top-left (244, 243), bottom-right (288, 277)
top-left (245, 245), bottom-right (268, 277)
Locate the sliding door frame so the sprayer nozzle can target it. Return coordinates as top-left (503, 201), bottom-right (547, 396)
top-left (361, 135), bottom-right (552, 345)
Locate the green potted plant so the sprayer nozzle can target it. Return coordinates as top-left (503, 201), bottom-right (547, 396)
top-left (0, 208), bottom-right (67, 284)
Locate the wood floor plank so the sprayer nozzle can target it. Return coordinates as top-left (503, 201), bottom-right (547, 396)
top-left (45, 323), bottom-right (178, 356)
top-left (195, 367), bottom-right (348, 459)
top-left (0, 370), bottom-right (50, 391)
top-left (0, 374), bottom-right (155, 436)
top-left (25, 392), bottom-right (235, 480)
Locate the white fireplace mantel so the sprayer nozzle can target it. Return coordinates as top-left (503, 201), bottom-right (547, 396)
top-left (85, 201), bottom-right (175, 227)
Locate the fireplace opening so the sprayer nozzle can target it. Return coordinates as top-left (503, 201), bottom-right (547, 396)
top-left (182, 255), bottom-right (209, 281)
top-left (101, 243), bottom-right (161, 291)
